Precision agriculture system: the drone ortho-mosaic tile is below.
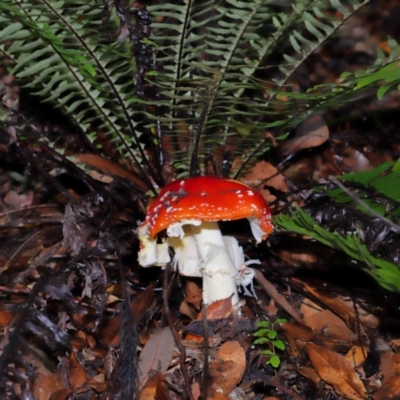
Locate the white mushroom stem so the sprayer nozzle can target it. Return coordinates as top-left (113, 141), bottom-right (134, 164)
top-left (138, 220), bottom-right (259, 307)
top-left (189, 222), bottom-right (239, 306)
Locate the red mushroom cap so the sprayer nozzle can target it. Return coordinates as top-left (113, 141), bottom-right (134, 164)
top-left (141, 176), bottom-right (273, 239)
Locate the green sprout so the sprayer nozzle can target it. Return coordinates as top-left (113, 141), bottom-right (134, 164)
top-left (253, 319), bottom-right (287, 369)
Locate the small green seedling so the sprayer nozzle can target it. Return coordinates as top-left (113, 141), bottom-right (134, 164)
top-left (253, 319), bottom-right (287, 368)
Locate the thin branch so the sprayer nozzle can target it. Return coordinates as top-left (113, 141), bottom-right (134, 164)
top-left (162, 264), bottom-right (194, 400)
top-left (200, 303), bottom-right (209, 400)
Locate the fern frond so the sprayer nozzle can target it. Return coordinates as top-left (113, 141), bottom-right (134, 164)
top-left (146, 0), bottom-right (371, 177)
top-left (0, 0), bottom-right (160, 189)
top-left (274, 208), bottom-right (400, 292)
top-left (0, 0), bottom-right (379, 181)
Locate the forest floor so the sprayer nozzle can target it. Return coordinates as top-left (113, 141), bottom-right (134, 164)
top-left (1, 1), bottom-right (400, 399)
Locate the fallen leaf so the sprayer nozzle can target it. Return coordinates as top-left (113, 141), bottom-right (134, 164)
top-left (392, 352), bottom-right (400, 375)
top-left (106, 285), bottom-right (154, 346)
top-left (306, 343), bottom-right (367, 400)
top-left (85, 373), bottom-right (106, 393)
top-left (0, 309), bottom-right (15, 328)
top-left (49, 389), bottom-right (73, 400)
top-left (138, 326), bottom-right (175, 389)
top-left (299, 281), bottom-right (379, 329)
top-left (139, 372), bottom-right (169, 400)
top-left (277, 115), bottom-right (329, 157)
top-left (198, 297), bottom-right (233, 320)
top-left (345, 346), bottom-right (368, 368)
top-left (34, 369), bottom-right (67, 400)
top-left (375, 375), bottom-right (400, 400)
top-left (185, 280), bottom-right (202, 309)
top-left (209, 341), bottom-right (246, 396)
top-left (243, 161), bottom-right (288, 203)
top-left (69, 353), bottom-right (87, 388)
top-left (76, 154), bottom-right (149, 191)
top-left (305, 309), bottom-right (355, 342)
top-left (179, 299), bottom-right (198, 320)
top-left (281, 321), bottom-right (313, 342)
top-left (297, 366), bottom-right (321, 384)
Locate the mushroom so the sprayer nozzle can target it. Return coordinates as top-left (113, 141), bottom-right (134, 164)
top-left (137, 176), bottom-right (273, 306)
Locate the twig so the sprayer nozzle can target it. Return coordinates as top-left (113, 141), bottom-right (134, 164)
top-left (1, 230), bottom-right (43, 274)
top-left (253, 268), bottom-right (303, 323)
top-left (0, 203), bottom-right (61, 219)
top-left (201, 303), bottom-right (209, 400)
top-left (0, 285), bottom-right (120, 314)
top-left (163, 264), bottom-right (194, 400)
top-left (329, 175), bottom-right (400, 232)
top-left (15, 242), bottom-right (63, 282)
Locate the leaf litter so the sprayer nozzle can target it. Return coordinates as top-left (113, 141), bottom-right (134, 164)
top-left (2, 1), bottom-right (400, 399)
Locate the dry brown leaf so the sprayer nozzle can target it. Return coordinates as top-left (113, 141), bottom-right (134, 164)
top-left (76, 154), bottom-right (149, 191)
top-left (333, 147), bottom-right (373, 173)
top-left (139, 372), bottom-right (169, 400)
top-left (207, 393), bottom-right (229, 400)
top-left (296, 366), bottom-right (321, 384)
top-left (34, 369), bottom-right (67, 400)
top-left (264, 299), bottom-right (279, 316)
top-left (375, 375), bottom-right (400, 400)
top-left (391, 338), bottom-right (400, 348)
top-left (300, 298), bottom-right (323, 319)
top-left (345, 346), bottom-right (368, 368)
top-left (300, 281), bottom-right (379, 329)
top-left (191, 382), bottom-right (201, 399)
top-left (281, 321), bottom-right (313, 342)
top-left (49, 389), bottom-right (73, 400)
top-left (185, 280), bottom-right (202, 309)
top-left (107, 285), bottom-right (154, 346)
top-left (277, 115), bottom-right (329, 157)
top-left (209, 341), bottom-right (246, 396)
top-left (307, 343), bottom-right (367, 400)
top-left (179, 299), bottom-right (198, 320)
top-left (3, 190), bottom-right (34, 208)
top-left (305, 309), bottom-right (355, 342)
top-left (243, 161), bottom-right (288, 203)
top-left (138, 326), bottom-right (175, 389)
top-left (199, 297), bottom-right (233, 320)
top-left (69, 353), bottom-right (87, 388)
top-left (277, 249), bottom-right (318, 265)
top-left (0, 309), bottom-right (15, 327)
top-left (392, 352), bottom-right (400, 375)
top-left (85, 373), bottom-right (106, 393)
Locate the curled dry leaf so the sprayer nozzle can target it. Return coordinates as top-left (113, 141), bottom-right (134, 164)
top-left (209, 341), bottom-right (246, 396)
top-left (185, 280), bottom-right (202, 309)
top-left (243, 160), bottom-right (288, 204)
top-left (306, 343), bottom-right (367, 400)
top-left (277, 115), bottom-right (329, 157)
